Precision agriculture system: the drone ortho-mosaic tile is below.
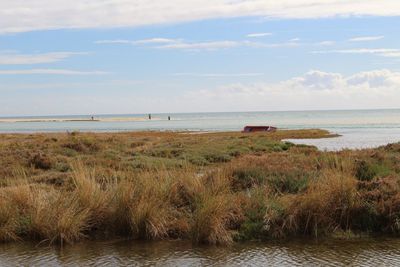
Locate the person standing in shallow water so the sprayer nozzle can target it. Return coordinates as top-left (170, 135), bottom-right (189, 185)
top-left (168, 116), bottom-right (171, 121)
top-left (148, 114), bottom-right (151, 120)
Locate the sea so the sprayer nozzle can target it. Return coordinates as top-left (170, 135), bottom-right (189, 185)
top-left (1, 109), bottom-right (400, 151)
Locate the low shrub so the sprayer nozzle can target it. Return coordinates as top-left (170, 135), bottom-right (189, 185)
top-left (231, 167), bottom-right (266, 190)
top-left (30, 153), bottom-right (52, 170)
top-left (236, 187), bottom-right (268, 241)
top-left (62, 136), bottom-right (100, 153)
top-left (267, 173), bottom-right (310, 194)
top-left (204, 152), bottom-right (232, 163)
top-left (355, 160), bottom-right (376, 181)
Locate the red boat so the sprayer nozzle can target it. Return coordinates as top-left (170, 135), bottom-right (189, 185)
top-left (242, 126), bottom-right (277, 133)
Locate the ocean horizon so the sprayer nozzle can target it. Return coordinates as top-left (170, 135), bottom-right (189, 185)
top-left (1, 108), bottom-right (400, 120)
top-left (1, 109), bottom-right (400, 151)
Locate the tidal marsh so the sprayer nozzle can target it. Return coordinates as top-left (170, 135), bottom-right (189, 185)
top-left (1, 129), bottom-right (400, 245)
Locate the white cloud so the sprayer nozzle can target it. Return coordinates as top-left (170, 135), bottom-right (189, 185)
top-left (349, 36), bottom-right (385, 42)
top-left (2, 69), bottom-right (399, 115)
top-left (158, 40), bottom-right (247, 50)
top-left (1, 1), bottom-right (400, 34)
top-left (95, 38), bottom-right (179, 45)
top-left (0, 51), bottom-right (87, 65)
top-left (347, 69), bottom-right (400, 87)
top-left (290, 70), bottom-right (344, 89)
top-left (97, 38), bottom-right (302, 51)
top-left (96, 39), bottom-right (239, 50)
top-left (287, 69), bottom-right (400, 89)
top-left (0, 80), bottom-right (144, 91)
top-left (315, 41), bottom-right (335, 46)
top-left (246, 33), bottom-right (272, 38)
top-left (378, 52), bottom-right (400, 58)
top-left (134, 38), bottom-right (180, 45)
top-left (158, 40), bottom-right (303, 50)
top-left (0, 69), bottom-right (109, 75)
top-left (172, 72), bottom-right (264, 77)
top-left (288, 69), bottom-right (400, 89)
top-left (97, 38), bottom-right (265, 50)
top-left (312, 48), bottom-right (400, 58)
top-left (95, 40), bottom-right (134, 45)
top-left (184, 69), bottom-right (400, 111)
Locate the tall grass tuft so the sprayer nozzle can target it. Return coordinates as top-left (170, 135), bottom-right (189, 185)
top-left (71, 162), bottom-right (113, 228)
top-left (191, 171), bottom-right (241, 245)
top-left (0, 194), bottom-right (20, 242)
top-left (191, 193), bottom-right (240, 245)
top-left (0, 184), bottom-right (34, 241)
top-left (283, 170), bottom-right (358, 237)
top-left (29, 188), bottom-right (91, 244)
top-left (114, 171), bottom-right (176, 240)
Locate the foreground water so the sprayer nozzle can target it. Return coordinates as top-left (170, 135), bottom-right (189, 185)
top-left (1, 109), bottom-right (400, 150)
top-left (1, 238), bottom-right (400, 266)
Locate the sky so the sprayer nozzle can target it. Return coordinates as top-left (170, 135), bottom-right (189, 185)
top-left (1, 0), bottom-right (400, 116)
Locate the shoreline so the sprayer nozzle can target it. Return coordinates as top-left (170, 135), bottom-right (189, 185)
top-left (0, 117), bottom-right (161, 123)
top-left (0, 233), bottom-right (393, 249)
top-left (2, 127), bottom-right (400, 152)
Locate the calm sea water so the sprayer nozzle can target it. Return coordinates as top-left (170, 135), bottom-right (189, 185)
top-left (1, 238), bottom-right (400, 266)
top-left (1, 109), bottom-right (400, 150)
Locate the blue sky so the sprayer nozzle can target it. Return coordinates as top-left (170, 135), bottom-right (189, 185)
top-left (1, 0), bottom-right (400, 116)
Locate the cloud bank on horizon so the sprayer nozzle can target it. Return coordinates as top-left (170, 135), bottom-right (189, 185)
top-left (2, 69), bottom-right (400, 115)
top-left (0, 0), bottom-right (399, 115)
top-left (185, 69), bottom-right (400, 111)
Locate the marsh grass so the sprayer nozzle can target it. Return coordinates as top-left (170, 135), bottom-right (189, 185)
top-left (283, 171), bottom-right (358, 237)
top-left (191, 193), bottom-right (240, 245)
top-left (114, 173), bottom-right (176, 239)
top-left (1, 130), bottom-right (400, 245)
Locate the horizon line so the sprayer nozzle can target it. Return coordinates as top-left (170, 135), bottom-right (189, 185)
top-left (1, 107), bottom-right (400, 119)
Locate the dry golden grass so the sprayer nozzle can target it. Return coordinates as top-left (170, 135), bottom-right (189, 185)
top-left (282, 171), bottom-right (358, 237)
top-left (191, 194), bottom-right (240, 245)
top-left (114, 173), bottom-right (176, 239)
top-left (191, 170), bottom-right (242, 245)
top-left (0, 182), bottom-right (92, 244)
top-left (0, 130), bottom-right (400, 245)
top-left (0, 198), bottom-right (20, 242)
top-left (29, 189), bottom-right (91, 245)
top-left (71, 162), bottom-right (113, 228)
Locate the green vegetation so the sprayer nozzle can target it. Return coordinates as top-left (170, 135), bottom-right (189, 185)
top-left (1, 129), bottom-right (400, 245)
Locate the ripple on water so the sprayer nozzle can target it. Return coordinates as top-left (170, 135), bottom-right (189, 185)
top-left (1, 238), bottom-right (400, 266)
